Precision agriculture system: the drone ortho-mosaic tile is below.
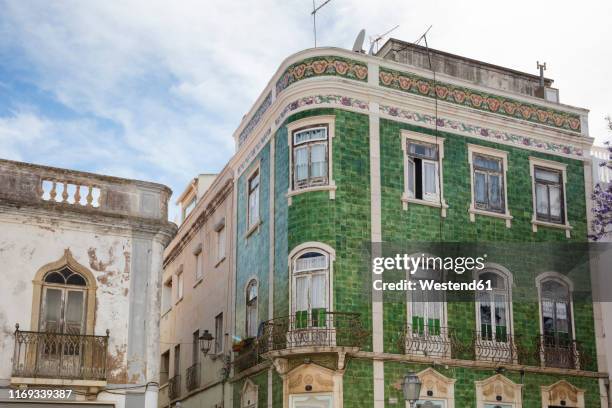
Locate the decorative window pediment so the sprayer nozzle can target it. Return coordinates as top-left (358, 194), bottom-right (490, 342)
top-left (541, 380), bottom-right (585, 408)
top-left (475, 374), bottom-right (522, 408)
top-left (241, 379), bottom-right (258, 408)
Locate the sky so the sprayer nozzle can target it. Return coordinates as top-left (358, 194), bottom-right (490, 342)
top-left (1, 1), bottom-right (610, 220)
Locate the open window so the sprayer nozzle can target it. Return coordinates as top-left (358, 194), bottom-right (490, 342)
top-left (529, 157), bottom-right (571, 237)
top-left (246, 280), bottom-right (258, 338)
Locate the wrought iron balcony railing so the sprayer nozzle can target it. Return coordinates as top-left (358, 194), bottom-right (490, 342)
top-left (185, 363), bottom-right (200, 391)
top-left (233, 341), bottom-right (261, 373)
top-left (258, 311), bottom-right (367, 353)
top-left (168, 375), bottom-right (181, 400)
top-left (536, 335), bottom-right (587, 370)
top-left (402, 324), bottom-right (457, 358)
top-left (12, 325), bottom-right (109, 381)
top-left (473, 330), bottom-right (528, 364)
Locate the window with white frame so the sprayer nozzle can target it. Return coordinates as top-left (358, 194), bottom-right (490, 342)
top-left (408, 264), bottom-right (444, 337)
top-left (540, 278), bottom-right (572, 347)
top-left (292, 250), bottom-right (329, 329)
top-left (468, 145), bottom-right (511, 226)
top-left (194, 250), bottom-right (203, 281)
top-left (176, 271), bottom-right (184, 301)
top-left (246, 279), bottom-right (258, 338)
top-left (247, 169), bottom-right (260, 230)
top-left (406, 141), bottom-right (440, 202)
top-left (529, 157), bottom-right (570, 236)
top-left (476, 270), bottom-right (510, 343)
top-left (292, 126), bottom-right (329, 190)
top-left (214, 312), bottom-right (223, 353)
top-left (216, 223), bottom-right (226, 262)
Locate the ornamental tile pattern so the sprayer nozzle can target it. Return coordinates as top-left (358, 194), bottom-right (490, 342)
top-left (379, 104), bottom-right (584, 157)
top-left (275, 56), bottom-right (368, 95)
top-left (238, 91), bottom-right (272, 147)
top-left (275, 95), bottom-right (369, 126)
top-left (379, 67), bottom-right (582, 133)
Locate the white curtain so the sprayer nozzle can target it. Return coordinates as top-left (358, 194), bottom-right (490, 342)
top-left (475, 172), bottom-right (487, 204)
top-left (536, 183), bottom-right (549, 214)
top-left (295, 146), bottom-right (309, 182)
top-left (310, 144), bottom-right (327, 179)
top-left (407, 159), bottom-right (415, 197)
top-left (422, 161), bottom-right (437, 197)
top-left (310, 274), bottom-right (326, 309)
top-left (489, 174), bottom-right (502, 208)
top-left (295, 276), bottom-right (308, 312)
top-left (549, 185), bottom-right (561, 218)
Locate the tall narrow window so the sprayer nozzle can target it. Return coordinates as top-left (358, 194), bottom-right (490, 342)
top-left (409, 265), bottom-right (444, 336)
top-left (40, 268), bottom-right (87, 334)
top-left (406, 141), bottom-right (440, 202)
top-left (160, 351), bottom-right (170, 384)
top-left (473, 154), bottom-right (504, 213)
top-left (534, 167), bottom-right (564, 223)
top-left (192, 330), bottom-right (199, 365)
top-left (540, 278), bottom-right (574, 368)
top-left (247, 170), bottom-right (260, 229)
top-left (177, 271), bottom-right (184, 301)
top-left (215, 313), bottom-right (224, 353)
top-left (476, 271), bottom-right (510, 343)
top-left (195, 251), bottom-right (203, 281)
top-left (173, 344), bottom-right (180, 377)
top-left (292, 126), bottom-right (329, 190)
top-left (292, 251), bottom-right (329, 329)
top-left (246, 280), bottom-right (258, 337)
top-left (162, 277), bottom-right (173, 313)
top-left (216, 222), bottom-right (226, 263)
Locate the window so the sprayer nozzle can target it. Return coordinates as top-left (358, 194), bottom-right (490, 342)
top-left (408, 264), bottom-right (444, 336)
top-left (195, 251), bottom-right (203, 281)
top-left (476, 270), bottom-right (510, 343)
top-left (173, 345), bottom-right (180, 381)
top-left (176, 272), bottom-right (184, 301)
top-left (160, 351), bottom-right (170, 384)
top-left (539, 277), bottom-right (573, 361)
top-left (40, 268), bottom-right (87, 334)
top-left (192, 330), bottom-right (199, 365)
top-left (292, 250), bottom-right (329, 329)
top-left (216, 223), bottom-right (226, 262)
top-left (246, 280), bottom-right (258, 338)
top-left (247, 169), bottom-right (260, 230)
top-left (473, 154), bottom-right (504, 213)
top-left (162, 277), bottom-right (172, 313)
top-left (468, 145), bottom-right (511, 226)
top-left (215, 313), bottom-right (223, 353)
top-left (529, 157), bottom-right (571, 237)
top-left (406, 141), bottom-right (439, 201)
top-left (292, 126), bottom-right (329, 189)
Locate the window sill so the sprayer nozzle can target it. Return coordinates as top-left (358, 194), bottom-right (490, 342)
top-left (245, 219), bottom-right (262, 239)
top-left (531, 218), bottom-right (572, 238)
top-left (401, 194), bottom-right (448, 217)
top-left (468, 207), bottom-right (513, 228)
top-left (215, 256), bottom-right (226, 268)
top-left (193, 278), bottom-right (203, 288)
top-left (287, 182), bottom-right (336, 206)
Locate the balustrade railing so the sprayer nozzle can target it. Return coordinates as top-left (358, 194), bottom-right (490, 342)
top-left (473, 330), bottom-right (528, 364)
top-left (185, 363), bottom-right (200, 391)
top-left (168, 375), bottom-right (181, 400)
top-left (402, 324), bottom-right (457, 358)
top-left (12, 325), bottom-right (109, 381)
top-left (536, 335), bottom-right (587, 369)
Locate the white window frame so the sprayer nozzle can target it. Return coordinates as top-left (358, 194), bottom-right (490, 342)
top-left (529, 157), bottom-right (572, 238)
top-left (176, 268), bottom-right (184, 303)
top-left (245, 278), bottom-right (258, 338)
top-left (473, 265), bottom-right (515, 362)
top-left (193, 244), bottom-right (203, 282)
top-left (468, 144), bottom-right (513, 227)
top-left (246, 164), bottom-right (261, 236)
top-left (401, 131), bottom-right (448, 217)
top-left (215, 219), bottom-right (226, 265)
top-left (288, 242), bottom-right (335, 322)
top-left (214, 312), bottom-right (224, 354)
top-left (287, 116), bottom-right (336, 205)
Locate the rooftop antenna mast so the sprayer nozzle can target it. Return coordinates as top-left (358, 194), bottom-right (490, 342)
top-left (536, 61), bottom-right (547, 87)
top-left (311, 0), bottom-right (332, 48)
top-left (414, 25), bottom-right (432, 46)
top-left (368, 24), bottom-right (400, 55)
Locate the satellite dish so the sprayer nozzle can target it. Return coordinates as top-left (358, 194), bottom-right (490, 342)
top-left (352, 29), bottom-right (365, 53)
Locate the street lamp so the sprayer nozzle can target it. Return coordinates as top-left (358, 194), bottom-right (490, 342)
top-left (199, 329), bottom-right (214, 356)
top-left (402, 372), bottom-right (422, 408)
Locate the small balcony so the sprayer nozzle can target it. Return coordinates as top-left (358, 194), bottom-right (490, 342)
top-left (168, 375), bottom-right (181, 400)
top-left (185, 363), bottom-right (200, 391)
top-left (537, 335), bottom-right (587, 370)
top-left (474, 330), bottom-right (527, 364)
top-left (402, 323), bottom-right (456, 359)
top-left (233, 340), bottom-right (262, 373)
top-left (258, 311), bottom-right (367, 354)
top-left (12, 326), bottom-right (109, 382)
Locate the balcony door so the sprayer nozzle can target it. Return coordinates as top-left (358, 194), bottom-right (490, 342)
top-left (540, 278), bottom-right (574, 368)
top-left (292, 251), bottom-right (329, 329)
top-left (38, 268), bottom-right (87, 377)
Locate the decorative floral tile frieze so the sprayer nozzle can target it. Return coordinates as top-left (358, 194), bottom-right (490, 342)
top-left (275, 56), bottom-right (368, 95)
top-left (379, 67), bottom-right (582, 133)
top-left (238, 91), bottom-right (272, 147)
top-left (237, 128), bottom-right (272, 175)
top-left (275, 95), bottom-right (369, 126)
top-left (380, 104), bottom-right (584, 157)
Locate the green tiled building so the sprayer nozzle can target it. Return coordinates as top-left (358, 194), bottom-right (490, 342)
top-left (228, 39), bottom-right (604, 408)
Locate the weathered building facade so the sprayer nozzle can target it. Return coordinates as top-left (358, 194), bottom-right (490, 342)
top-left (0, 159), bottom-right (176, 408)
top-left (158, 166), bottom-right (234, 408)
top-left (225, 39), bottom-right (606, 408)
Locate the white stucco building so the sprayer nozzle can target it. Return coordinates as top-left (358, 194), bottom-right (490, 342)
top-left (0, 158), bottom-right (176, 408)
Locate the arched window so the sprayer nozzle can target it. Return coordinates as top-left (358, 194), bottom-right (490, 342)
top-left (292, 250), bottom-right (329, 329)
top-left (41, 267), bottom-right (87, 334)
top-left (540, 278), bottom-right (572, 344)
top-left (408, 259), bottom-right (445, 337)
top-left (246, 280), bottom-right (258, 338)
top-left (476, 269), bottom-right (511, 343)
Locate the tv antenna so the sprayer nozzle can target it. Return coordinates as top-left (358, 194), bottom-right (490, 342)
top-left (414, 25), bottom-right (433, 46)
top-left (368, 24), bottom-right (399, 55)
top-left (311, 0), bottom-right (332, 48)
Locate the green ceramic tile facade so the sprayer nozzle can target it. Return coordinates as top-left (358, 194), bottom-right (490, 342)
top-left (343, 358), bottom-right (375, 408)
top-left (233, 370), bottom-right (268, 408)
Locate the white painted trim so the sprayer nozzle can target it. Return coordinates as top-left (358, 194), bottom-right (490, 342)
top-left (245, 161), bottom-right (262, 238)
top-left (411, 368), bottom-right (456, 408)
top-left (467, 144), bottom-right (513, 227)
top-left (241, 378), bottom-right (259, 408)
top-left (286, 115), bottom-right (336, 205)
top-left (401, 130), bottom-right (448, 217)
top-left (528, 156), bottom-right (572, 238)
top-left (475, 374), bottom-right (523, 408)
top-left (540, 380), bottom-right (585, 408)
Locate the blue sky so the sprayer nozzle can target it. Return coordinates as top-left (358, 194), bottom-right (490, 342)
top-left (1, 1), bottom-right (610, 221)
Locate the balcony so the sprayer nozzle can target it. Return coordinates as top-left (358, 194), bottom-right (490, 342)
top-left (168, 375), bottom-right (181, 400)
top-left (537, 335), bottom-right (588, 370)
top-left (258, 311), bottom-right (367, 354)
top-left (12, 326), bottom-right (109, 382)
top-left (474, 330), bottom-right (527, 364)
top-left (185, 363), bottom-right (200, 391)
top-left (233, 340), bottom-right (262, 373)
top-left (402, 324), bottom-right (456, 359)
